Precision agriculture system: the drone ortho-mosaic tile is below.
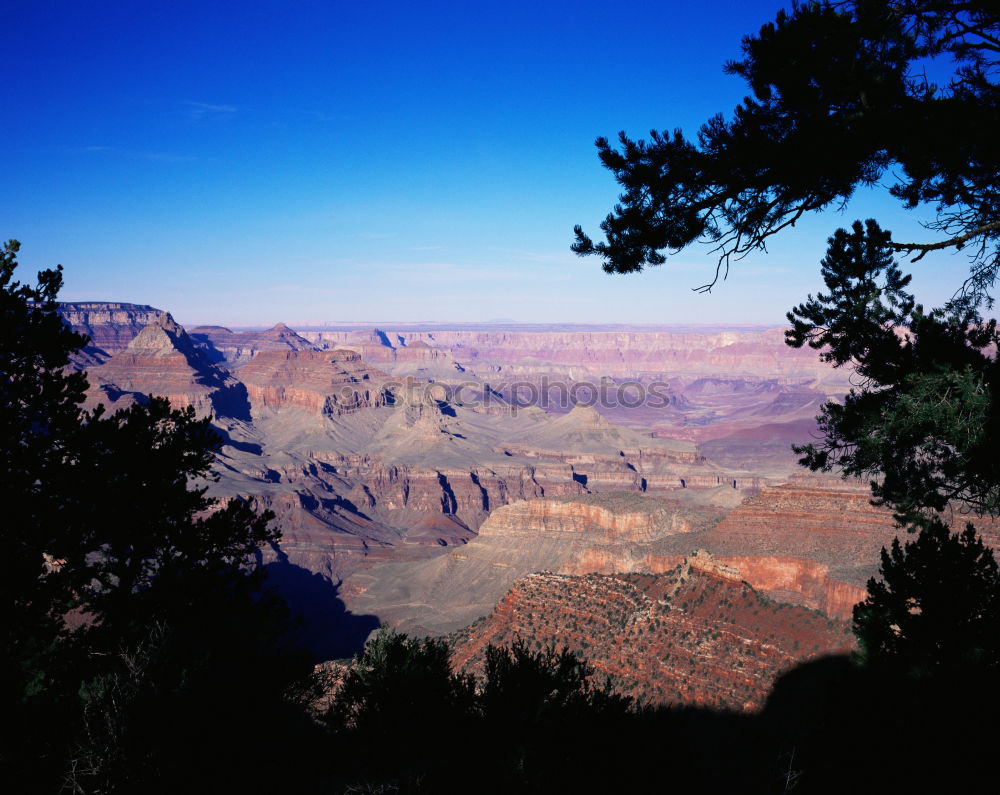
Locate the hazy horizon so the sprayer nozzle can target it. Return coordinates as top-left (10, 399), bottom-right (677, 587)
top-left (58, 298), bottom-right (790, 332)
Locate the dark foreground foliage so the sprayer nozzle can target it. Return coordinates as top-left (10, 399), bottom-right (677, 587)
top-left (324, 629), bottom-right (1000, 795)
top-left (1, 241), bottom-right (323, 794)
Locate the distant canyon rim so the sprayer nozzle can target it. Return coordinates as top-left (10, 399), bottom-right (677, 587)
top-left (57, 301), bottom-right (992, 708)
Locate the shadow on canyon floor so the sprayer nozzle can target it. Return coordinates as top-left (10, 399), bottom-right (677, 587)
top-left (263, 552), bottom-right (380, 660)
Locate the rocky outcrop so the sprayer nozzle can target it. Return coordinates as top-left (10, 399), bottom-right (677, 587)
top-left (641, 474), bottom-right (902, 618)
top-left (237, 349), bottom-right (392, 416)
top-left (83, 314), bottom-right (250, 419)
top-left (698, 555), bottom-right (867, 620)
top-left (341, 491), bottom-right (734, 635)
top-left (661, 475), bottom-right (1000, 618)
top-left (58, 301), bottom-right (169, 363)
top-left (343, 473), bottom-right (927, 630)
top-left (447, 566), bottom-right (853, 711)
top-left (294, 328), bottom-right (465, 381)
top-left (65, 310), bottom-right (889, 649)
top-left (189, 322), bottom-right (316, 367)
top-left (297, 325), bottom-right (847, 481)
top-left (315, 456), bottom-right (583, 535)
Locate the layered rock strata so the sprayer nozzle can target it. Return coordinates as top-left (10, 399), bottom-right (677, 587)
top-left (238, 349), bottom-right (393, 416)
top-left (58, 301), bottom-right (169, 364)
top-left (83, 314), bottom-right (250, 419)
top-left (341, 490), bottom-right (735, 634)
top-left (448, 565), bottom-right (853, 711)
top-left (301, 326), bottom-right (843, 384)
top-left (189, 322), bottom-right (316, 367)
top-left (61, 305), bottom-right (880, 646)
top-left (346, 471), bottom-right (968, 633)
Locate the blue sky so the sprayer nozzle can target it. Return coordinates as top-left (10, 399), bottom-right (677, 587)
top-left (3, 0), bottom-right (967, 326)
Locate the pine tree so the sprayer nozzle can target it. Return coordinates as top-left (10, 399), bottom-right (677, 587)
top-left (1, 240), bottom-right (315, 793)
top-left (853, 520), bottom-right (1000, 675)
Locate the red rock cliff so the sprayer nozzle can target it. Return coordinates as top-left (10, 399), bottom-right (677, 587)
top-left (448, 566), bottom-right (853, 711)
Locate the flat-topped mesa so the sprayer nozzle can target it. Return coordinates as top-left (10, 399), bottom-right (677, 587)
top-left (479, 493), bottom-right (717, 545)
top-left (237, 348), bottom-right (392, 415)
top-left (83, 314), bottom-right (250, 419)
top-left (392, 338), bottom-right (454, 368)
top-left (188, 322), bottom-right (316, 367)
top-left (302, 328), bottom-right (394, 360)
top-left (57, 301), bottom-right (170, 363)
top-left (301, 326), bottom-right (843, 382)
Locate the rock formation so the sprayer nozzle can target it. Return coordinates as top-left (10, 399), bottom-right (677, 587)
top-left (238, 349), bottom-right (392, 415)
top-left (300, 325), bottom-right (845, 385)
top-left (64, 305), bottom-right (939, 670)
top-left (341, 490), bottom-right (736, 634)
top-left (83, 314), bottom-right (250, 419)
top-left (188, 322), bottom-right (316, 367)
top-left (345, 470), bottom-right (990, 631)
top-left (57, 301), bottom-right (169, 364)
top-left (447, 565), bottom-right (853, 711)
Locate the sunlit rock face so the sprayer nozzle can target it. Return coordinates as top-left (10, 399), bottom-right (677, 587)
top-left (82, 314), bottom-right (250, 419)
top-left (340, 490), bottom-right (735, 636)
top-left (58, 301), bottom-right (170, 365)
top-left (344, 470), bottom-right (990, 635)
top-left (301, 326), bottom-right (837, 381)
top-left (238, 349), bottom-right (393, 416)
top-left (447, 565), bottom-right (853, 711)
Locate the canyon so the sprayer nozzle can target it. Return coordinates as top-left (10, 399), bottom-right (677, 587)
top-left (58, 302), bottom-right (922, 702)
top-left (447, 562), bottom-right (853, 711)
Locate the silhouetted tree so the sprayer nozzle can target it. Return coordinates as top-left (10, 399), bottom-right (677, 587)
top-left (477, 640), bottom-right (634, 791)
top-left (853, 519), bottom-right (1000, 674)
top-left (573, 4), bottom-right (1000, 787)
top-left (573, 1), bottom-right (999, 300)
top-left (327, 632), bottom-right (644, 793)
top-left (785, 221), bottom-right (1000, 693)
top-left (1, 240), bottom-right (317, 793)
top-left (2, 240), bottom-right (88, 701)
top-left (572, 0), bottom-right (1000, 646)
top-left (2, 239), bottom-right (94, 786)
top-left (325, 627), bottom-right (478, 790)
top-left (785, 219), bottom-right (1000, 528)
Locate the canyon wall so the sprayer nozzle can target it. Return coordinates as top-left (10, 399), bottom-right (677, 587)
top-left (300, 326), bottom-right (836, 381)
top-left (341, 490), bottom-right (736, 634)
top-left (82, 314), bottom-right (250, 419)
top-left (344, 474), bottom-right (922, 630)
top-left (238, 349), bottom-right (393, 415)
top-left (58, 301), bottom-right (168, 354)
top-left (448, 565), bottom-right (853, 711)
